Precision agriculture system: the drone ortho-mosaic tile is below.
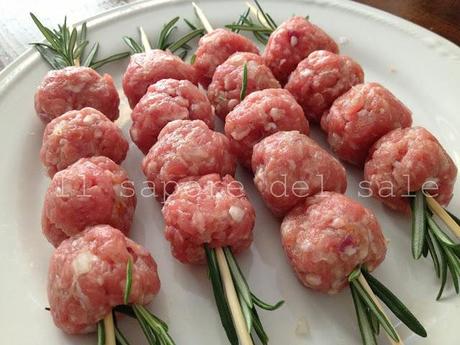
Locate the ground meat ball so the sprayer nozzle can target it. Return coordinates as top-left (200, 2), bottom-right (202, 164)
top-left (208, 52), bottom-right (281, 119)
top-left (40, 107), bottom-right (129, 177)
top-left (48, 225), bottom-right (160, 334)
top-left (321, 83), bottom-right (413, 166)
top-left (225, 89), bottom-right (309, 168)
top-left (130, 79), bottom-right (214, 154)
top-left (263, 16), bottom-right (339, 84)
top-left (122, 49), bottom-right (197, 108)
top-left (252, 131), bottom-right (347, 217)
top-left (162, 174), bottom-right (255, 264)
top-left (364, 127), bottom-right (457, 213)
top-left (193, 29), bottom-right (259, 87)
top-left (35, 66), bottom-right (120, 123)
top-left (42, 156), bottom-right (136, 247)
top-left (281, 192), bottom-right (386, 294)
top-left (285, 50), bottom-right (364, 123)
top-left (142, 120), bottom-right (236, 201)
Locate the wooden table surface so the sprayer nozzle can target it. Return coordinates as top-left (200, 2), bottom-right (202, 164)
top-left (0, 0), bottom-right (459, 71)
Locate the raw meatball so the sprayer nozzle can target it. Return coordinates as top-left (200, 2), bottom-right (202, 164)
top-left (321, 82), bottom-right (412, 166)
top-left (130, 79), bottom-right (214, 154)
top-left (40, 107), bottom-right (129, 177)
top-left (122, 49), bottom-right (197, 108)
top-left (225, 89), bottom-right (309, 168)
top-left (193, 29), bottom-right (259, 87)
top-left (162, 174), bottom-right (255, 264)
top-left (263, 16), bottom-right (339, 84)
top-left (142, 120), bottom-right (236, 201)
top-left (281, 192), bottom-right (387, 294)
top-left (208, 52), bottom-right (280, 119)
top-left (42, 156), bottom-right (136, 247)
top-left (364, 127), bottom-right (457, 213)
top-left (35, 66), bottom-right (120, 123)
top-left (48, 224), bottom-right (160, 334)
top-left (252, 131), bottom-right (346, 217)
top-left (285, 50), bottom-right (364, 123)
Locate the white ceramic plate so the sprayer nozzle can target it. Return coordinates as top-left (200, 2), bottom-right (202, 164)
top-left (1, 0), bottom-right (459, 344)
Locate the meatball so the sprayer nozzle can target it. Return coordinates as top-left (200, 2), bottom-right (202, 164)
top-left (40, 107), bottom-right (129, 177)
top-left (42, 156), bottom-right (136, 247)
top-left (225, 89), bottom-right (309, 168)
top-left (35, 66), bottom-right (120, 123)
top-left (162, 174), bottom-right (255, 264)
top-left (364, 127), bottom-right (457, 213)
top-left (321, 83), bottom-right (413, 166)
top-left (130, 79), bottom-right (214, 154)
top-left (263, 16), bottom-right (339, 84)
top-left (281, 192), bottom-right (387, 294)
top-left (48, 224), bottom-right (160, 334)
top-left (208, 52), bottom-right (280, 119)
top-left (252, 131), bottom-right (347, 217)
top-left (122, 49), bottom-right (197, 108)
top-left (142, 120), bottom-right (236, 201)
top-left (193, 29), bottom-right (259, 87)
top-left (285, 50), bottom-right (364, 123)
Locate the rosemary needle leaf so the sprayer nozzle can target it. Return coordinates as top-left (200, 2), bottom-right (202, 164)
top-left (97, 320), bottom-right (106, 345)
top-left (350, 284), bottom-right (377, 345)
top-left (68, 28), bottom-right (77, 64)
top-left (32, 44), bottom-right (62, 70)
top-left (446, 210), bottom-right (460, 226)
top-left (445, 250), bottom-right (460, 293)
top-left (240, 63), bottom-right (248, 101)
top-left (132, 306), bottom-right (158, 345)
top-left (225, 24), bottom-right (272, 33)
top-left (81, 42), bottom-right (99, 67)
top-left (437, 250), bottom-right (449, 300)
top-left (204, 245), bottom-right (239, 345)
top-left (183, 18), bottom-right (198, 30)
top-left (90, 52), bottom-right (130, 70)
top-left (223, 247), bottom-right (252, 307)
top-left (350, 279), bottom-right (399, 342)
top-left (30, 13), bottom-right (60, 50)
top-left (113, 305), bottom-right (136, 318)
top-left (124, 257), bottom-right (133, 305)
top-left (251, 293), bottom-right (284, 311)
top-left (168, 28), bottom-right (205, 53)
top-left (427, 217), bottom-right (456, 247)
top-left (363, 271), bottom-right (427, 337)
top-left (411, 191), bottom-right (427, 259)
top-left (115, 326), bottom-right (131, 345)
top-left (123, 37), bottom-right (144, 54)
top-left (348, 265), bottom-right (362, 282)
top-left (157, 17), bottom-right (180, 50)
top-left (254, 0), bottom-right (277, 29)
top-left (426, 229), bottom-right (441, 278)
top-left (251, 308), bottom-right (269, 345)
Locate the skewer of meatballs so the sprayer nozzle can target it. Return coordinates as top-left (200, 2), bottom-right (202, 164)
top-left (32, 16), bottom-right (177, 345)
top-left (134, 5), bottom-right (285, 345)
top-left (235, 0), bottom-right (460, 300)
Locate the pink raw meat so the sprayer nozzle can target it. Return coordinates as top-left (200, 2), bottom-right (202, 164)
top-left (163, 174), bottom-right (255, 264)
top-left (281, 192), bottom-right (387, 294)
top-left (35, 66), bottom-right (120, 123)
top-left (48, 225), bottom-right (160, 334)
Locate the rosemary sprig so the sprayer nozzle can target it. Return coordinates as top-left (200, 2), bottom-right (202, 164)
top-left (97, 320), bottom-right (106, 345)
top-left (123, 258), bottom-right (133, 305)
top-left (225, 0), bottom-right (277, 44)
top-left (348, 266), bottom-right (426, 344)
top-left (205, 245), bottom-right (283, 345)
top-left (30, 13), bottom-right (129, 70)
top-left (123, 17), bottom-right (203, 60)
top-left (410, 190), bottom-right (460, 299)
top-left (240, 63), bottom-right (248, 101)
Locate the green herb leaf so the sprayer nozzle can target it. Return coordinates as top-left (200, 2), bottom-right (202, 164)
top-left (363, 271), bottom-right (427, 337)
top-left (251, 293), bottom-right (284, 311)
top-left (223, 247), bottom-right (253, 307)
top-left (157, 17), bottom-right (180, 50)
top-left (204, 245), bottom-right (239, 345)
top-left (183, 18), bottom-right (198, 30)
top-left (348, 265), bottom-right (362, 282)
top-left (253, 0), bottom-right (277, 29)
top-left (123, 36), bottom-right (144, 54)
top-left (225, 24), bottom-right (272, 33)
top-left (251, 308), bottom-right (269, 345)
top-left (124, 257), bottom-right (133, 305)
top-left (97, 320), bottom-right (106, 345)
top-left (240, 63), bottom-right (248, 101)
top-left (436, 249), bottom-right (448, 300)
top-left (132, 305), bottom-right (158, 345)
top-left (446, 209), bottom-right (460, 226)
top-left (168, 28), bottom-right (204, 53)
top-left (350, 284), bottom-right (378, 345)
top-left (426, 229), bottom-right (441, 278)
top-left (411, 191), bottom-right (427, 259)
top-left (350, 279), bottom-right (399, 342)
top-left (90, 52), bottom-right (130, 70)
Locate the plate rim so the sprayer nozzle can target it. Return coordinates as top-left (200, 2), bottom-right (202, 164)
top-left (1, 0), bottom-right (459, 98)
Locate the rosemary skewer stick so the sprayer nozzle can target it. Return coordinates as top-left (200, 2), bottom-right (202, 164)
top-left (139, 26), bottom-right (152, 51)
top-left (426, 195), bottom-right (460, 238)
top-left (245, 1), bottom-right (271, 29)
top-left (349, 266), bottom-right (426, 345)
top-left (103, 313), bottom-right (116, 345)
top-left (192, 2), bottom-right (214, 34)
top-left (215, 248), bottom-right (253, 345)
